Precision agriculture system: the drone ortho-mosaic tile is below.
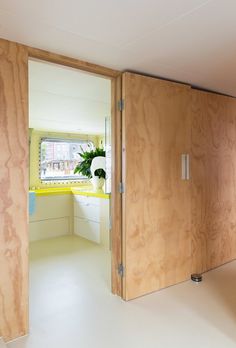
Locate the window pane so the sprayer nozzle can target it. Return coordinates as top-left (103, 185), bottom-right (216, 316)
top-left (40, 139), bottom-right (93, 181)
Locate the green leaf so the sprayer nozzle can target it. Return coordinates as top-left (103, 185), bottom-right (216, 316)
top-left (74, 147), bottom-right (106, 179)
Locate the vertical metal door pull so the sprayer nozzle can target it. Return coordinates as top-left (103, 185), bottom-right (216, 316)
top-left (186, 154), bottom-right (190, 180)
top-left (181, 154), bottom-right (190, 180)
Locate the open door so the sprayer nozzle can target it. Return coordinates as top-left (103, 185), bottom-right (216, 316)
top-left (121, 72), bottom-right (192, 300)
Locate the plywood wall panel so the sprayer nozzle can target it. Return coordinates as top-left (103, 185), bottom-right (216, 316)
top-left (0, 39), bottom-right (28, 341)
top-left (191, 90), bottom-right (236, 274)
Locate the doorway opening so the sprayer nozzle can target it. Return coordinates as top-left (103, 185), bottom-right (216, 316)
top-left (28, 58), bottom-right (116, 326)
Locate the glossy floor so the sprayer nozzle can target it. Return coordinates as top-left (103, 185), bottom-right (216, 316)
top-left (8, 235), bottom-right (236, 348)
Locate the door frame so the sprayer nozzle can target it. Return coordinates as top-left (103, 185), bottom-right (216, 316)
top-left (27, 46), bottom-right (123, 296)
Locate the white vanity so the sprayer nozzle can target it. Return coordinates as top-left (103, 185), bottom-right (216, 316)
top-left (73, 194), bottom-right (109, 246)
top-left (29, 187), bottom-right (110, 246)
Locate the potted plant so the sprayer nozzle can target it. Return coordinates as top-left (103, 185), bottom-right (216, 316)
top-left (74, 147), bottom-right (106, 190)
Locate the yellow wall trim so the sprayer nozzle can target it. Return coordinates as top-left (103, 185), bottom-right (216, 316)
top-left (30, 187), bottom-right (109, 199)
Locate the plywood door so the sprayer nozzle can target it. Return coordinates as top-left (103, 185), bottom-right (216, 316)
top-left (191, 90), bottom-right (236, 274)
top-left (111, 75), bottom-right (123, 296)
top-left (122, 72), bottom-right (191, 300)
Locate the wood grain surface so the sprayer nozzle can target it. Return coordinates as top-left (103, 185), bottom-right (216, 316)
top-left (1, 35), bottom-right (236, 336)
top-left (191, 90), bottom-right (236, 273)
top-left (111, 75), bottom-right (123, 296)
top-left (0, 38), bottom-right (28, 341)
top-left (28, 46), bottom-right (119, 78)
top-left (122, 72), bottom-right (192, 300)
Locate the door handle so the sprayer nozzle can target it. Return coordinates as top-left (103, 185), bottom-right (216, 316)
top-left (181, 154), bottom-right (190, 180)
top-left (186, 154), bottom-right (190, 180)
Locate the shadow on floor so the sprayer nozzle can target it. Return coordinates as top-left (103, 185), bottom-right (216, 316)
top-left (175, 262), bottom-right (236, 343)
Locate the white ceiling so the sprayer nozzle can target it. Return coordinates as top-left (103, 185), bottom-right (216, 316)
top-left (29, 60), bottom-right (111, 134)
top-left (1, 0), bottom-right (236, 97)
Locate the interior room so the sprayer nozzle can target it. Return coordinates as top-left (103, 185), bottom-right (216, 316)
top-left (1, 1), bottom-right (236, 348)
top-left (28, 59), bottom-right (112, 329)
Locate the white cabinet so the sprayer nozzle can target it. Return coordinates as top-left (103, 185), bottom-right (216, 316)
top-left (30, 217), bottom-right (70, 242)
top-left (29, 192), bottom-right (109, 244)
top-left (73, 195), bottom-right (100, 222)
top-left (74, 217), bottom-right (100, 243)
top-left (29, 194), bottom-right (73, 241)
top-left (73, 195), bottom-right (109, 245)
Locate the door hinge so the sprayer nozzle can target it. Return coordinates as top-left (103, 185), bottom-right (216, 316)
top-left (118, 99), bottom-right (124, 111)
top-left (118, 263), bottom-right (124, 277)
top-left (119, 182), bottom-right (124, 193)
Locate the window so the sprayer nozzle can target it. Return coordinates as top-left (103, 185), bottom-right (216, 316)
top-left (40, 138), bottom-right (93, 181)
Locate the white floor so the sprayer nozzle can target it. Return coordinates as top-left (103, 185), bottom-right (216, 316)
top-left (8, 235), bottom-right (236, 348)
